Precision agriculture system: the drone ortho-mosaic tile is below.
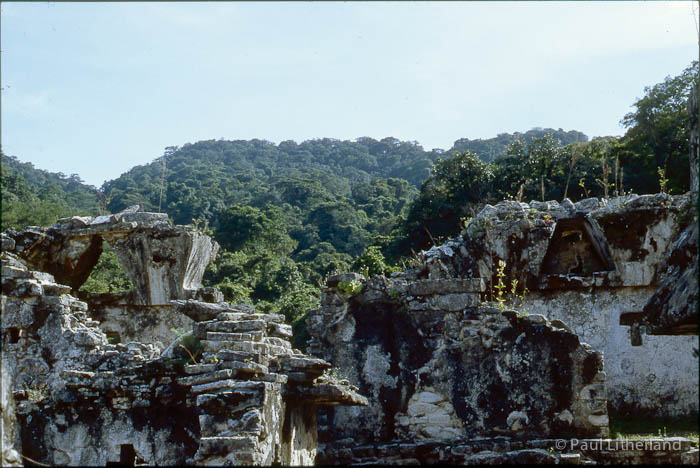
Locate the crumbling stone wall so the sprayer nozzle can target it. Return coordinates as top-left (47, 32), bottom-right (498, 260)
top-left (3, 209), bottom-right (223, 350)
top-left (307, 273), bottom-right (609, 450)
top-left (415, 193), bottom-right (698, 417)
top-left (2, 196), bottom-right (695, 465)
top-left (1, 211), bottom-right (366, 466)
top-left (306, 191), bottom-right (698, 464)
top-left (641, 219), bottom-right (698, 336)
top-left (87, 295), bottom-right (195, 349)
top-left (4, 209), bottom-right (219, 304)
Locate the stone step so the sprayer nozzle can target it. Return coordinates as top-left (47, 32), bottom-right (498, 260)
top-left (216, 312), bottom-right (268, 322)
top-left (278, 355), bottom-right (331, 373)
top-left (198, 319), bottom-right (267, 333)
top-left (214, 312), bottom-right (260, 322)
top-left (7, 280), bottom-right (44, 297)
top-left (214, 349), bottom-right (267, 364)
top-left (264, 336), bottom-right (291, 348)
top-left (191, 379), bottom-right (241, 394)
top-left (184, 363), bottom-right (218, 375)
top-left (219, 360), bottom-right (269, 375)
top-left (201, 340), bottom-right (271, 354)
top-left (206, 331), bottom-right (264, 342)
top-left (177, 369), bottom-right (234, 387)
top-left (267, 322), bottom-right (293, 338)
top-left (267, 344), bottom-right (293, 356)
top-left (1, 265), bottom-right (31, 279)
top-left (252, 373), bottom-right (287, 384)
top-left (170, 300), bottom-right (238, 322)
top-left (43, 283), bottom-right (72, 296)
top-left (195, 436), bottom-right (257, 456)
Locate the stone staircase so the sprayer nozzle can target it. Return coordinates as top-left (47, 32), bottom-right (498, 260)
top-left (170, 300), bottom-right (366, 465)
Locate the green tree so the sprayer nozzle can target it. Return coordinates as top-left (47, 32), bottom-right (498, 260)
top-left (493, 134), bottom-right (567, 202)
top-left (79, 244), bottom-right (133, 295)
top-left (619, 61), bottom-right (698, 194)
top-left (403, 151), bottom-right (495, 252)
top-left (214, 205), bottom-right (297, 256)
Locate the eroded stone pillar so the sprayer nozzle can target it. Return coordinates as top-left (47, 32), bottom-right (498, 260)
top-left (107, 225), bottom-right (219, 305)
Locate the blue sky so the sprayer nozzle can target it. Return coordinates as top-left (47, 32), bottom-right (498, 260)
top-left (2, 1), bottom-right (698, 187)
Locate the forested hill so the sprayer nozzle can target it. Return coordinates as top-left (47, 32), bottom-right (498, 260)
top-left (452, 128), bottom-right (589, 162)
top-left (101, 130), bottom-right (587, 221)
top-left (105, 138), bottom-right (440, 205)
top-left (1, 153), bottom-right (101, 229)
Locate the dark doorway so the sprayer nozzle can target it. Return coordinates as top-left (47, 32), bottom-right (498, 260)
top-left (106, 444), bottom-right (137, 466)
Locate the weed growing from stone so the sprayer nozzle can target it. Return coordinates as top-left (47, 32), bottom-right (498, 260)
top-left (171, 327), bottom-right (203, 364)
top-left (578, 177), bottom-right (589, 198)
top-left (491, 260), bottom-right (529, 312)
top-left (494, 260), bottom-right (507, 311)
top-left (23, 382), bottom-right (48, 403)
top-left (337, 279), bottom-right (363, 295)
top-left (658, 166), bottom-right (669, 194)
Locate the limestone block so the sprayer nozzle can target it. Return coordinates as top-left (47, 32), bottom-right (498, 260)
top-left (574, 198), bottom-right (601, 212)
top-left (171, 300), bottom-right (233, 322)
top-left (327, 273), bottom-right (366, 288)
top-left (407, 279), bottom-right (484, 295)
top-left (0, 234), bottom-right (16, 251)
top-left (110, 226), bottom-right (219, 305)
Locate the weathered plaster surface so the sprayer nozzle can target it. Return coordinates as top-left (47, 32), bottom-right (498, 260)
top-left (522, 289), bottom-right (698, 416)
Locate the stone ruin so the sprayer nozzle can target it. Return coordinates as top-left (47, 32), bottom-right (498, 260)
top-left (305, 192), bottom-right (698, 464)
top-left (1, 193), bottom-right (698, 465)
top-left (1, 209), bottom-right (366, 466)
